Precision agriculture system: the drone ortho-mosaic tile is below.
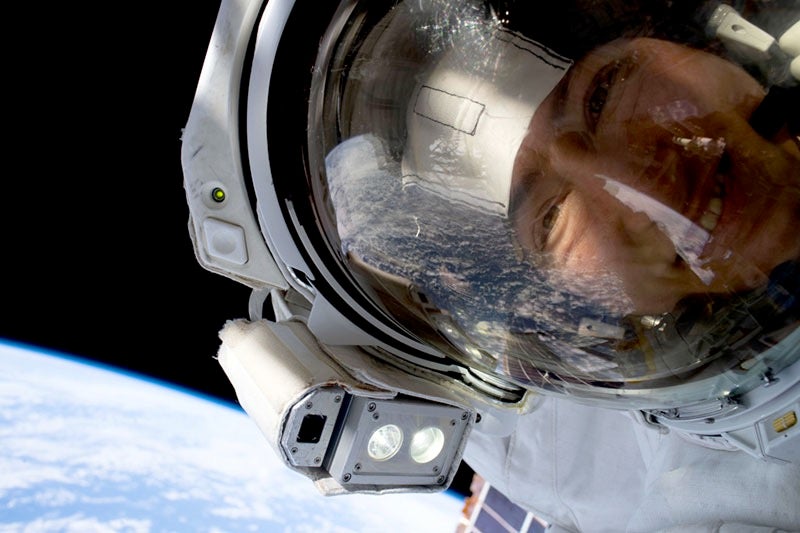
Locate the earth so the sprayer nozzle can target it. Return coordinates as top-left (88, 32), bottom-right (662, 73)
top-left (0, 341), bottom-right (465, 532)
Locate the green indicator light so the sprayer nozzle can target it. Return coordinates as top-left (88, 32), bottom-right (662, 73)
top-left (211, 187), bottom-right (226, 203)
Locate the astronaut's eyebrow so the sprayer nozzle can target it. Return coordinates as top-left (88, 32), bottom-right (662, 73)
top-left (508, 75), bottom-right (572, 219)
top-left (550, 69), bottom-right (573, 125)
top-left (509, 171), bottom-right (532, 219)
top-left (508, 153), bottom-right (547, 221)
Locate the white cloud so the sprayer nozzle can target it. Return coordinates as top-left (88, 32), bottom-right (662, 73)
top-left (0, 343), bottom-right (465, 533)
top-left (1, 514), bottom-right (151, 533)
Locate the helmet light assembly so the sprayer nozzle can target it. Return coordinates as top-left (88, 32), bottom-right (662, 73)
top-left (214, 315), bottom-right (477, 495)
top-left (283, 388), bottom-right (470, 488)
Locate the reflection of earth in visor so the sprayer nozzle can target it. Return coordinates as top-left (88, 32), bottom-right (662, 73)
top-left (325, 134), bottom-right (799, 398)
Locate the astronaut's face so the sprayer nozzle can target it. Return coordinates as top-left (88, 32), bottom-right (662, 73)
top-left (511, 37), bottom-right (800, 314)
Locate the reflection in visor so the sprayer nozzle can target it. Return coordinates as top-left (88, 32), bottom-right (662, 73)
top-left (600, 175), bottom-right (714, 285)
top-left (313, 0), bottom-right (800, 406)
top-left (327, 133), bottom-right (799, 402)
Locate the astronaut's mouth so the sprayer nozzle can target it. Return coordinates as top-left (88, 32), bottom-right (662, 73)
top-left (698, 177), bottom-right (724, 232)
top-left (673, 139), bottom-right (729, 234)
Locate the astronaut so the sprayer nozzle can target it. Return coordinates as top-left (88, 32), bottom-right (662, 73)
top-left (181, 0), bottom-right (800, 530)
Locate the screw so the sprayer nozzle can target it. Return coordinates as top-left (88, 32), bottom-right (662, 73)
top-left (290, 447), bottom-right (298, 454)
top-left (461, 412), bottom-right (469, 420)
top-left (367, 402), bottom-right (377, 412)
top-left (436, 476), bottom-right (445, 484)
top-left (313, 456), bottom-right (321, 464)
top-left (305, 401), bottom-right (313, 410)
top-left (343, 473), bottom-right (352, 482)
top-left (334, 395), bottom-right (342, 403)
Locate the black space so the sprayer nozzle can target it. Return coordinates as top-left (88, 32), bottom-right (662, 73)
top-left (2, 1), bottom-right (245, 403)
top-left (3, 1), bottom-right (474, 497)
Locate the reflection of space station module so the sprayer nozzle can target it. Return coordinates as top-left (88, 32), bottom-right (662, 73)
top-left (181, 0), bottom-right (800, 498)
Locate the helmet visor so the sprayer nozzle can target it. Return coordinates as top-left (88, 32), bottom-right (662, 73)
top-left (306, 0), bottom-right (800, 406)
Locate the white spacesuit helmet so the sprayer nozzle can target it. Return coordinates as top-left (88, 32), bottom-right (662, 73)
top-left (182, 0), bottom-right (800, 495)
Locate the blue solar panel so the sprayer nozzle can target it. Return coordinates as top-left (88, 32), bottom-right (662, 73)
top-left (484, 486), bottom-right (529, 529)
top-left (457, 474), bottom-right (548, 533)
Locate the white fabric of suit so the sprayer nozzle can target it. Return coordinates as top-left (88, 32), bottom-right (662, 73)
top-left (464, 397), bottom-right (800, 532)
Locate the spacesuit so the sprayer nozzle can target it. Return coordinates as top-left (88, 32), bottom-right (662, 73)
top-left (181, 0), bottom-right (800, 530)
top-left (466, 398), bottom-right (800, 531)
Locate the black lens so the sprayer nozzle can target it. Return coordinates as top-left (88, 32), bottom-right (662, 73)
top-left (297, 414), bottom-right (327, 443)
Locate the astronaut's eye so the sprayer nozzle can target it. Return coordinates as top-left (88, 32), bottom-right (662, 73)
top-left (584, 58), bottom-right (634, 132)
top-left (535, 194), bottom-right (568, 250)
top-left (543, 203), bottom-right (561, 232)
